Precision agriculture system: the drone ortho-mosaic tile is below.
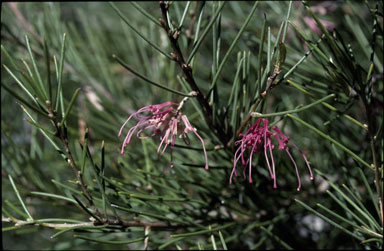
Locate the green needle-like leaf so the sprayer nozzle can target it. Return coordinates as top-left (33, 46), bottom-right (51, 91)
top-left (295, 199), bottom-right (364, 241)
top-left (1, 83), bottom-right (48, 118)
top-left (251, 94), bottom-right (335, 118)
top-left (86, 144), bottom-right (119, 220)
top-left (158, 237), bottom-right (185, 250)
top-left (316, 203), bottom-right (368, 234)
top-left (187, 2), bottom-right (226, 64)
top-left (218, 231), bottom-right (228, 250)
top-left (112, 204), bottom-right (186, 225)
top-left (170, 222), bottom-right (235, 238)
top-left (60, 88), bottom-right (80, 127)
top-left (25, 119), bottom-right (55, 136)
top-left (119, 191), bottom-right (207, 205)
top-left (179, 1), bottom-right (191, 29)
top-left (287, 79), bottom-right (368, 130)
top-left (358, 168), bottom-right (381, 219)
top-left (315, 169), bottom-right (382, 231)
top-left (20, 105), bottom-right (66, 160)
top-left (341, 184), bottom-right (381, 231)
top-left (129, 2), bottom-right (162, 27)
top-left (281, 1), bottom-right (292, 43)
top-left (209, 1), bottom-right (259, 95)
top-left (72, 195), bottom-right (102, 222)
top-left (73, 235), bottom-right (145, 245)
top-left (257, 15), bottom-right (267, 96)
top-left (25, 35), bottom-right (48, 101)
top-left (287, 114), bottom-right (371, 169)
top-left (31, 191), bottom-right (78, 204)
top-left (4, 200), bottom-right (29, 219)
top-left (55, 33), bottom-right (67, 113)
top-left (51, 179), bottom-right (82, 195)
top-left (3, 65), bottom-right (38, 107)
top-left (43, 37), bottom-right (52, 102)
top-left (1, 44), bottom-right (18, 70)
top-left (113, 54), bottom-right (191, 97)
top-left (210, 228), bottom-right (217, 250)
top-left (8, 175), bottom-right (34, 221)
top-left (109, 2), bottom-right (172, 60)
top-left (80, 128), bottom-right (89, 175)
top-left (51, 224), bottom-right (108, 238)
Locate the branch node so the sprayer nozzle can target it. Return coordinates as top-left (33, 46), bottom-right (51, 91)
top-left (159, 18), bottom-right (167, 28)
top-left (170, 52), bottom-right (178, 61)
top-left (173, 30), bottom-right (179, 40)
top-left (167, 29), bottom-right (173, 37)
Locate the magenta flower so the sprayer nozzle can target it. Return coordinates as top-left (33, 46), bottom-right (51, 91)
top-left (118, 101), bottom-right (209, 169)
top-left (230, 118), bottom-right (313, 191)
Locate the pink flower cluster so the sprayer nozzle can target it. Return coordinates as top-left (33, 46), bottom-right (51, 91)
top-left (118, 101), bottom-right (208, 169)
top-left (230, 118), bottom-right (313, 191)
top-left (119, 101), bottom-right (313, 190)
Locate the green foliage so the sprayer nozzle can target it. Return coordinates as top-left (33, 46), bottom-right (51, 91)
top-left (1, 1), bottom-right (383, 250)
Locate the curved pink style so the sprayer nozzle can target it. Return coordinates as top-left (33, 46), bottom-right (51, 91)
top-left (231, 118), bottom-right (313, 190)
top-left (118, 101), bottom-right (209, 170)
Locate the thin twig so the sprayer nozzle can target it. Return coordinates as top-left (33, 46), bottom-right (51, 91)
top-left (366, 106), bottom-right (383, 227)
top-left (159, 1), bottom-right (230, 145)
top-left (45, 103), bottom-right (101, 219)
top-left (2, 217), bottom-right (186, 229)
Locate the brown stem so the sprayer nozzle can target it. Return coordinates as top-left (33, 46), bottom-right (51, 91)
top-left (159, 2), bottom-right (209, 112)
top-left (159, 1), bottom-right (230, 145)
top-left (366, 114), bottom-right (383, 227)
top-left (104, 219), bottom-right (183, 229)
top-left (3, 217), bottom-right (186, 229)
top-left (47, 105), bottom-right (101, 219)
top-left (370, 135), bottom-right (383, 227)
top-left (362, 78), bottom-right (383, 227)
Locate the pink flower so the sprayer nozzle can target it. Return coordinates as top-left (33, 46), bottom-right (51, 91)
top-left (118, 101), bottom-right (209, 169)
top-left (311, 1), bottom-right (338, 15)
top-left (303, 16), bottom-right (336, 35)
top-left (230, 118), bottom-right (313, 191)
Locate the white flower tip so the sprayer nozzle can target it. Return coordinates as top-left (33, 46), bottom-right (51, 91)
top-left (189, 91), bottom-right (198, 96)
top-left (297, 187), bottom-right (301, 191)
top-left (310, 176), bottom-right (314, 180)
top-left (251, 112), bottom-right (262, 117)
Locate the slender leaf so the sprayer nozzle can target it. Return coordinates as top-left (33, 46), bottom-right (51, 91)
top-left (287, 114), bottom-right (371, 169)
top-left (209, 1), bottom-right (259, 94)
top-left (73, 235), bottom-right (145, 245)
top-left (109, 2), bottom-right (172, 60)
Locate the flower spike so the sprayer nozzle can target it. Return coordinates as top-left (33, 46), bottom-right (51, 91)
top-left (231, 118), bottom-right (313, 190)
top-left (119, 100), bottom-right (209, 169)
